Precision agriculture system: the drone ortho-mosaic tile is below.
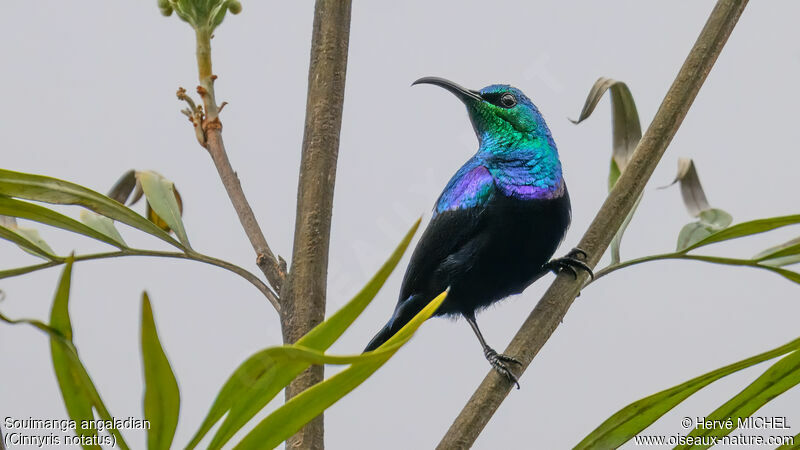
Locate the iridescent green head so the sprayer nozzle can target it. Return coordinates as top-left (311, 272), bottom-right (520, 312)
top-left (412, 77), bottom-right (554, 149)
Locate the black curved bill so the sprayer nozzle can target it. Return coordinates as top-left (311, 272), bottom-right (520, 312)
top-left (412, 76), bottom-right (483, 103)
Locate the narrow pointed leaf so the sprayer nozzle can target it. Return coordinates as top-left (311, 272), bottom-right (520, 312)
top-left (136, 171), bottom-right (190, 248)
top-left (297, 217), bottom-right (421, 350)
top-left (572, 78), bottom-right (642, 263)
top-left (41, 259), bottom-right (132, 450)
top-left (0, 223), bottom-right (59, 260)
top-left (233, 290), bottom-right (448, 450)
top-left (79, 210), bottom-right (127, 247)
top-left (141, 293), bottom-right (180, 450)
top-left (0, 301), bottom-right (130, 450)
top-left (575, 337), bottom-right (800, 450)
top-left (0, 196), bottom-right (124, 249)
top-left (683, 215), bottom-right (800, 252)
top-left (48, 259), bottom-right (99, 448)
top-left (678, 350), bottom-right (800, 449)
top-left (0, 169), bottom-right (182, 249)
top-left (754, 238), bottom-right (800, 267)
top-left (187, 218), bottom-right (421, 449)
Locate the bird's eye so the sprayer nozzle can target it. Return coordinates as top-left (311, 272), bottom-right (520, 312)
top-left (500, 93), bottom-right (517, 108)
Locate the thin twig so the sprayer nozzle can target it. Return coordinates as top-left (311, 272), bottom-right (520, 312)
top-left (0, 248), bottom-right (279, 309)
top-left (279, 1), bottom-right (352, 448)
top-left (437, 1), bottom-right (749, 448)
top-left (184, 27), bottom-right (287, 297)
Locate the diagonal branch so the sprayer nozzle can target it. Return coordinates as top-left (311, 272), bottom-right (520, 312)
top-left (437, 1), bottom-right (749, 448)
top-left (184, 28), bottom-right (287, 298)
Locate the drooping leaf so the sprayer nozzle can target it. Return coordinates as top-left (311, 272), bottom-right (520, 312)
top-left (571, 78), bottom-right (642, 171)
top-left (187, 218), bottom-right (422, 449)
top-left (141, 293), bottom-right (180, 450)
top-left (666, 158), bottom-right (712, 216)
top-left (233, 289), bottom-right (448, 450)
top-left (571, 77), bottom-right (642, 263)
top-left (678, 349), bottom-right (800, 449)
top-left (575, 337), bottom-right (800, 450)
top-left (107, 170), bottom-right (138, 204)
top-left (79, 210), bottom-right (127, 248)
top-left (664, 159), bottom-right (734, 251)
top-left (0, 196), bottom-right (125, 249)
top-left (136, 171), bottom-right (189, 248)
top-left (0, 169), bottom-right (182, 249)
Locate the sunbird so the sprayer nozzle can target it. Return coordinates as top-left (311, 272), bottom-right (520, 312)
top-left (365, 77), bottom-right (591, 386)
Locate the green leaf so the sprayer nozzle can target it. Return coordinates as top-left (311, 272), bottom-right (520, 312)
top-left (188, 218), bottom-right (421, 450)
top-left (0, 169), bottom-right (183, 249)
top-left (676, 210), bottom-right (733, 251)
top-left (0, 196), bottom-right (125, 249)
top-left (44, 258), bottom-right (127, 449)
top-left (0, 221), bottom-right (59, 260)
top-left (136, 171), bottom-right (190, 248)
top-left (678, 350), bottom-right (800, 449)
top-left (572, 78), bottom-right (642, 264)
top-left (47, 259), bottom-right (99, 448)
top-left (141, 293), bottom-right (180, 450)
top-left (79, 210), bottom-right (127, 248)
top-left (575, 336), bottom-right (800, 450)
top-left (776, 432), bottom-right (799, 449)
top-left (233, 290), bottom-right (448, 450)
top-left (754, 237), bottom-right (800, 267)
top-left (683, 215), bottom-right (800, 252)
top-left (677, 222), bottom-right (714, 251)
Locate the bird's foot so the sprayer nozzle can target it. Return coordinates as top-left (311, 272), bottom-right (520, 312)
top-left (547, 247), bottom-right (594, 280)
top-left (484, 347), bottom-right (522, 389)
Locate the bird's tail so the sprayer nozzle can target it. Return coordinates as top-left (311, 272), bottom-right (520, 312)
top-left (363, 294), bottom-right (429, 353)
top-left (363, 321), bottom-right (394, 352)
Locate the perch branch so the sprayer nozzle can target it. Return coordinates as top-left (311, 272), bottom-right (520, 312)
top-left (437, 1), bottom-right (749, 448)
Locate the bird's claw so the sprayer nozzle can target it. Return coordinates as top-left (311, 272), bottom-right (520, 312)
top-left (485, 348), bottom-right (522, 389)
top-left (548, 247), bottom-right (594, 280)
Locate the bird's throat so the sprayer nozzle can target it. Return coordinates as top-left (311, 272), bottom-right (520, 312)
top-left (481, 138), bottom-right (564, 201)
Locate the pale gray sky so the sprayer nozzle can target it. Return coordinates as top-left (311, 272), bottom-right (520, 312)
top-left (2, 1), bottom-right (799, 449)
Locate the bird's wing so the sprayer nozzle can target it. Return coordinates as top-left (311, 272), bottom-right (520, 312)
top-left (398, 164), bottom-right (496, 303)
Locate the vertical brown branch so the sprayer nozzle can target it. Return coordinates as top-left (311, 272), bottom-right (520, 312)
top-left (437, 1), bottom-right (748, 448)
top-left (280, 1), bottom-right (352, 449)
